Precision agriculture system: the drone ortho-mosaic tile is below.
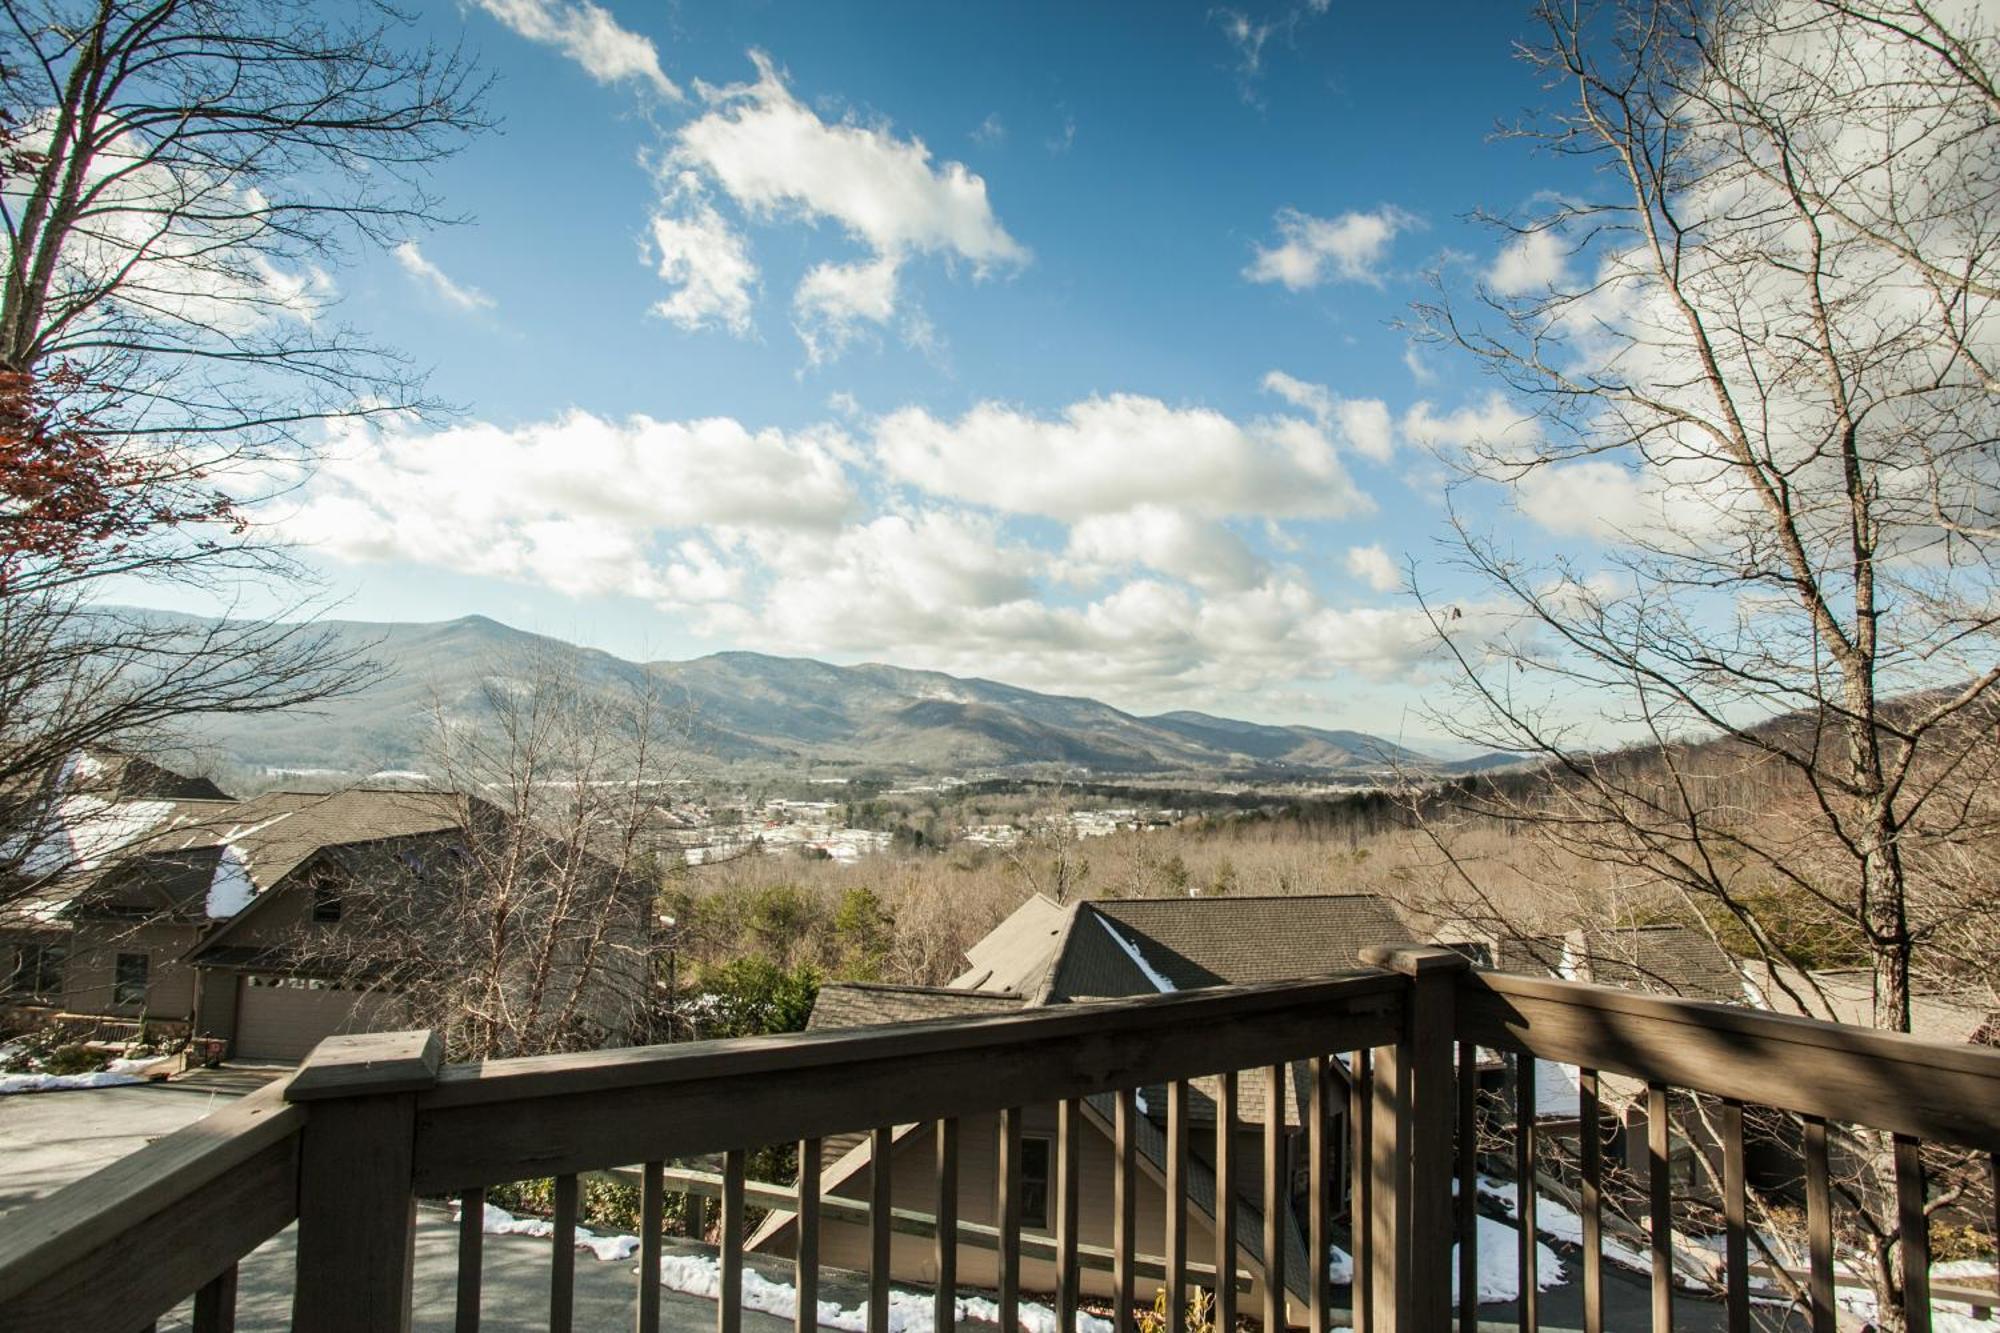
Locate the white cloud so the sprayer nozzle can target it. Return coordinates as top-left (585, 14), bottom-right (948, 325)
top-left (971, 113), bottom-right (1006, 146)
top-left (794, 254), bottom-right (900, 363)
top-left (1261, 371), bottom-right (1396, 463)
top-left (473, 0), bottom-right (679, 98)
top-left (650, 51), bottom-right (1026, 360)
top-left (1345, 543), bottom-right (1402, 592)
top-left (874, 393), bottom-right (1372, 521)
top-left (1064, 506), bottom-right (1266, 591)
top-left (392, 242), bottom-right (494, 312)
top-left (645, 173), bottom-right (757, 334)
top-left (285, 410), bottom-right (852, 600)
top-left (1401, 393), bottom-right (1540, 455)
top-left (1246, 206), bottom-right (1419, 289)
top-left (1487, 229), bottom-right (1567, 296)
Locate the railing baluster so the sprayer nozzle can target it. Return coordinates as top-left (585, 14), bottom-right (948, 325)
top-left (1116, 1087), bottom-right (1138, 1333)
top-left (1457, 1044), bottom-right (1477, 1333)
top-left (639, 1165), bottom-right (663, 1333)
top-left (1348, 1053), bottom-right (1369, 1333)
top-left (1000, 1107), bottom-right (1023, 1333)
top-left (1215, 1070), bottom-right (1239, 1333)
top-left (796, 1142), bottom-right (820, 1333)
top-left (936, 1119), bottom-right (959, 1333)
top-left (721, 1149), bottom-right (745, 1333)
top-left (1646, 1083), bottom-right (1671, 1333)
top-left (191, 1261), bottom-right (237, 1333)
top-left (457, 1185), bottom-right (485, 1333)
top-left (1517, 1053), bottom-right (1538, 1333)
top-left (1720, 1101), bottom-right (1748, 1333)
top-left (1264, 1064), bottom-right (1286, 1333)
top-left (1895, 1135), bottom-right (1932, 1333)
top-left (1168, 1080), bottom-right (1189, 1333)
top-left (1805, 1115), bottom-right (1835, 1333)
top-left (1578, 1069), bottom-right (1602, 1333)
top-left (868, 1129), bottom-right (890, 1333)
top-left (552, 1173), bottom-right (578, 1333)
top-left (1308, 1056), bottom-right (1329, 1333)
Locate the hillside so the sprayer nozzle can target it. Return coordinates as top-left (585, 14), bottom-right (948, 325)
top-left (156, 613), bottom-right (1497, 779)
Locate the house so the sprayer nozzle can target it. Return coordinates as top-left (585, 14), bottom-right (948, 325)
top-left (746, 892), bottom-right (1420, 1320)
top-left (3, 749), bottom-right (644, 1061)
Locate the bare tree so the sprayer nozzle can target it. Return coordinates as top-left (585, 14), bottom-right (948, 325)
top-left (1402, 0), bottom-right (1999, 1323)
top-left (300, 656), bottom-right (684, 1061)
top-left (0, 0), bottom-right (488, 899)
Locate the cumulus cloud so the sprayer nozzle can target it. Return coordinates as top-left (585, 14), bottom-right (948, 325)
top-left (650, 51), bottom-right (1025, 357)
top-left (1261, 371), bottom-right (1395, 462)
top-left (1064, 506), bottom-right (1266, 591)
top-left (285, 410), bottom-right (852, 600)
top-left (646, 173), bottom-right (758, 333)
top-left (472, 0), bottom-right (679, 98)
top-left (1401, 393), bottom-right (1541, 455)
top-left (392, 242), bottom-right (494, 312)
top-left (1246, 205), bottom-right (1419, 289)
top-left (1345, 543), bottom-right (1402, 592)
top-left (874, 393), bottom-right (1371, 521)
top-left (1487, 229), bottom-right (1568, 296)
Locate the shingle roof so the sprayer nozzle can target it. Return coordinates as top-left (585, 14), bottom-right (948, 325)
top-left (808, 982), bottom-right (1028, 1030)
top-left (1490, 926), bottom-right (1749, 1005)
top-left (1065, 895), bottom-right (1416, 996)
top-left (950, 893), bottom-right (1067, 993)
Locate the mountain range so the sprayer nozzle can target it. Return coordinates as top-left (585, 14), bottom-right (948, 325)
top-left (164, 614), bottom-right (1505, 780)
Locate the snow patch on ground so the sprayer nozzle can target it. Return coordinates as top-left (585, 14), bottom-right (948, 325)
top-left (651, 1250), bottom-right (1115, 1333)
top-left (0, 1058), bottom-right (155, 1095)
top-left (464, 1202), bottom-right (1119, 1333)
top-left (471, 1202), bottom-right (640, 1262)
top-left (1453, 1215), bottom-right (1565, 1303)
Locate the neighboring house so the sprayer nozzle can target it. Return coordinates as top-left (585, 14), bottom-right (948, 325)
top-left (3, 749), bottom-right (643, 1062)
top-left (747, 892), bottom-right (1420, 1320)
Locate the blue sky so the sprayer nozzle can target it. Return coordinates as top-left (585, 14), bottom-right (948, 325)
top-left (183, 1), bottom-right (1609, 734)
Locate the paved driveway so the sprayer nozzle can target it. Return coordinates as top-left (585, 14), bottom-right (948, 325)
top-left (0, 1079), bottom-right (244, 1214)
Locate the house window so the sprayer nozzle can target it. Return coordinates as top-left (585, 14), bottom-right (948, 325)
top-left (1020, 1135), bottom-right (1053, 1229)
top-left (113, 952), bottom-right (149, 1007)
top-left (5, 943), bottom-right (65, 999)
top-left (310, 876), bottom-right (342, 923)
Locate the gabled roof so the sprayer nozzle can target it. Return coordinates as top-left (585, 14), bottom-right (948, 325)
top-left (949, 893), bottom-right (1067, 993)
top-left (1052, 894), bottom-right (1416, 1000)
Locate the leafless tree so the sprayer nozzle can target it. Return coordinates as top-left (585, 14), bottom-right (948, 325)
top-left (299, 656), bottom-right (685, 1061)
top-left (1402, 0), bottom-right (2000, 1322)
top-left (0, 0), bottom-right (488, 900)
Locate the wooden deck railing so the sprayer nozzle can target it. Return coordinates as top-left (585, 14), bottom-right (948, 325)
top-left (1, 945), bottom-right (1996, 1333)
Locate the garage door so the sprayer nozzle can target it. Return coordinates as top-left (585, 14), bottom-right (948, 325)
top-left (234, 977), bottom-right (406, 1062)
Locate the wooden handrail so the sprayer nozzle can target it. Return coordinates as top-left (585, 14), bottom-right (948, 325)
top-left (0, 1079), bottom-right (305, 1333)
top-left (408, 971), bottom-right (1407, 1192)
top-left (1457, 968), bottom-right (2000, 1151)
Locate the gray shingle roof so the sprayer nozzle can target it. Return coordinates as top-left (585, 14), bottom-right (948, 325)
top-left (809, 982), bottom-right (1028, 1030)
top-left (1066, 894), bottom-right (1416, 996)
top-left (1492, 925), bottom-right (1748, 1005)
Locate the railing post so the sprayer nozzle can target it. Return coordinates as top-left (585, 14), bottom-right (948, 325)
top-left (287, 1031), bottom-right (444, 1333)
top-left (1359, 946), bottom-right (1468, 1333)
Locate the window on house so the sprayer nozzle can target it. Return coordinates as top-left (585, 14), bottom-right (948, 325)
top-left (310, 875), bottom-right (343, 923)
top-left (1020, 1135), bottom-right (1053, 1229)
top-left (113, 952), bottom-right (149, 1007)
top-left (3, 944), bottom-right (55, 998)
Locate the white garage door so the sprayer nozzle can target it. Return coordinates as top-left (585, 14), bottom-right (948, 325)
top-left (234, 977), bottom-right (406, 1062)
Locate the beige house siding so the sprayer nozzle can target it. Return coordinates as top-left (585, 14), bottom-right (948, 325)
top-left (61, 921), bottom-right (201, 1020)
top-left (756, 1105), bottom-right (1294, 1318)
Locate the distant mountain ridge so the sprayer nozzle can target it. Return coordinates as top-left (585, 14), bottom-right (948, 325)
top-left (149, 613), bottom-right (1505, 779)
